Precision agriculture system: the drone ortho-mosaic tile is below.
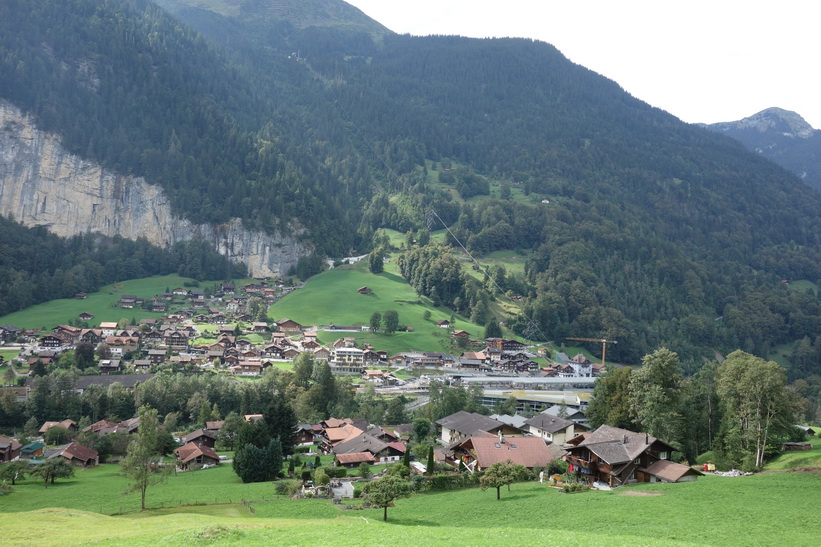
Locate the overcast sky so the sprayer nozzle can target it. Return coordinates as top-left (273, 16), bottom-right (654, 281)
top-left (345, 0), bottom-right (820, 129)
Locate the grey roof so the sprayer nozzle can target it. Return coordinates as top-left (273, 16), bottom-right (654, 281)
top-left (436, 411), bottom-right (504, 436)
top-left (490, 414), bottom-right (529, 429)
top-left (541, 405), bottom-right (587, 420)
top-left (333, 433), bottom-right (388, 456)
top-left (524, 414), bottom-right (575, 434)
top-left (575, 425), bottom-right (674, 464)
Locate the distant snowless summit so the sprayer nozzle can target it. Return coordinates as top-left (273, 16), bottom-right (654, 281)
top-left (706, 108), bottom-right (821, 191)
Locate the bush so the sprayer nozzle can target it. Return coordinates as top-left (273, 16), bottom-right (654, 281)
top-left (546, 459), bottom-right (568, 476)
top-left (274, 480), bottom-right (301, 496)
top-left (321, 465), bottom-right (346, 479)
top-left (44, 426), bottom-right (72, 445)
top-left (301, 469), bottom-right (312, 481)
top-left (387, 463), bottom-right (410, 478)
top-left (293, 446), bottom-right (311, 454)
top-left (562, 483), bottom-right (590, 493)
top-left (314, 469), bottom-right (330, 486)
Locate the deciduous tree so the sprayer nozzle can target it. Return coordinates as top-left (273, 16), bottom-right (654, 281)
top-left (362, 474), bottom-right (412, 522)
top-left (629, 348), bottom-right (683, 444)
top-left (716, 351), bottom-right (798, 469)
top-left (121, 406), bottom-right (170, 510)
top-left (383, 310), bottom-right (400, 335)
top-left (31, 458), bottom-right (74, 488)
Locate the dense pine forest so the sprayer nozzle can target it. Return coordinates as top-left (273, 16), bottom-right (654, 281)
top-left (1, 0), bottom-right (820, 374)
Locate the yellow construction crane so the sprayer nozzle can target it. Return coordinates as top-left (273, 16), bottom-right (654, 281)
top-left (565, 337), bottom-right (618, 367)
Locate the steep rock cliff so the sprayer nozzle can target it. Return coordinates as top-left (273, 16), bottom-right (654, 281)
top-left (0, 101), bottom-right (308, 277)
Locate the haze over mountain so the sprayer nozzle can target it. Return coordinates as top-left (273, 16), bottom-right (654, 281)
top-left (1, 0), bottom-right (820, 369)
top-left (706, 108), bottom-right (821, 191)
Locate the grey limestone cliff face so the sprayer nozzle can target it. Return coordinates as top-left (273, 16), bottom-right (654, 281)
top-left (0, 100), bottom-right (309, 277)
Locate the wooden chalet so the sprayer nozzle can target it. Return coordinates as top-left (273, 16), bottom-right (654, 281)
top-left (564, 425), bottom-right (687, 488)
top-left (275, 318), bottom-right (303, 332)
top-left (44, 442), bottom-right (99, 467)
top-left (435, 411), bottom-right (512, 445)
top-left (175, 442), bottom-right (220, 470)
top-left (183, 429), bottom-right (217, 448)
top-left (335, 451), bottom-right (376, 468)
top-left (0, 436), bottom-right (22, 462)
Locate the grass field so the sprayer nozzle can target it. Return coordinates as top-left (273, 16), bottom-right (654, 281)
top-left (269, 260), bottom-right (484, 354)
top-left (0, 275), bottom-right (216, 330)
top-left (763, 428), bottom-right (821, 470)
top-left (2, 462), bottom-right (821, 545)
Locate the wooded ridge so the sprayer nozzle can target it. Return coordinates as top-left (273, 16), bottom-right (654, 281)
top-left (1, 0), bottom-right (820, 371)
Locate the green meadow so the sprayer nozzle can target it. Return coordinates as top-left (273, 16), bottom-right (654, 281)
top-left (269, 260), bottom-right (485, 354)
top-left (1, 461), bottom-right (820, 546)
top-left (763, 433), bottom-right (821, 471)
top-left (0, 275), bottom-right (212, 330)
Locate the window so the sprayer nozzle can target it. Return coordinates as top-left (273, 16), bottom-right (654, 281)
top-left (659, 451), bottom-right (668, 460)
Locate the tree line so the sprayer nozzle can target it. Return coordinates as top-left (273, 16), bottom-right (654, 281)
top-left (588, 348), bottom-right (809, 470)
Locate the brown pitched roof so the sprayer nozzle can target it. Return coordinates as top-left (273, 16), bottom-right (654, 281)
top-left (641, 460), bottom-right (703, 482)
top-left (325, 425), bottom-right (364, 445)
top-left (39, 419), bottom-right (77, 433)
top-left (63, 442), bottom-right (98, 463)
top-left (175, 442), bottom-right (220, 464)
top-left (82, 419), bottom-right (120, 433)
top-left (184, 429), bottom-right (216, 443)
top-left (462, 435), bottom-right (558, 469)
top-left (46, 442), bottom-right (98, 464)
top-left (335, 452), bottom-right (376, 465)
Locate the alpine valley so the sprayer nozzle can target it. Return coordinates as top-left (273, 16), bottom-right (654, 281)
top-left (1, 0), bottom-right (820, 371)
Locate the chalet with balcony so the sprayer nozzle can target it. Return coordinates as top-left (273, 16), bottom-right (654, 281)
top-left (564, 425), bottom-right (692, 488)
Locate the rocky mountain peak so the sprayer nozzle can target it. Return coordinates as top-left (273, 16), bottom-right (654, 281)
top-left (717, 107), bottom-right (816, 139)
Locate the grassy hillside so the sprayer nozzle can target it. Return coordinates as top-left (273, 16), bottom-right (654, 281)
top-left (0, 275), bottom-right (209, 330)
top-left (1, 463), bottom-right (819, 545)
top-left (763, 428), bottom-right (821, 471)
top-left (269, 259), bottom-right (484, 354)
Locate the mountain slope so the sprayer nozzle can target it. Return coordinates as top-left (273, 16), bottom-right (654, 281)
top-left (707, 108), bottom-right (821, 191)
top-left (2, 0), bottom-right (821, 367)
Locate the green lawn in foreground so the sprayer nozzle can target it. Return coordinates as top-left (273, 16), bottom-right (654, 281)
top-left (2, 467), bottom-right (820, 546)
top-left (0, 275), bottom-right (215, 330)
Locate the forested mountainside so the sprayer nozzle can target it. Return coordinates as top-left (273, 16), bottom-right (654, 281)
top-left (2, 0), bottom-right (821, 370)
top-left (0, 215), bottom-right (246, 316)
top-left (706, 108), bottom-right (821, 191)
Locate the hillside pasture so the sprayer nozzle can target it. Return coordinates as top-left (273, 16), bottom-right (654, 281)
top-left (0, 275), bottom-right (214, 330)
top-left (269, 261), bottom-right (483, 353)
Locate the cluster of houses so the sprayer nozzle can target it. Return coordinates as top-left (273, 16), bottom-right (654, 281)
top-left (1, 415), bottom-right (223, 471)
top-left (433, 409), bottom-right (703, 487)
top-left (307, 418), bottom-right (411, 468)
top-left (20, 296), bottom-right (604, 384)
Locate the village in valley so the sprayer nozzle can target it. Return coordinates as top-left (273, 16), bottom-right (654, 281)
top-left (2, 274), bottom-right (815, 517)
